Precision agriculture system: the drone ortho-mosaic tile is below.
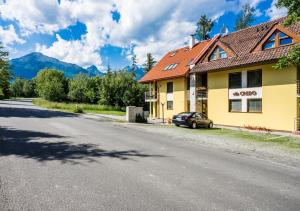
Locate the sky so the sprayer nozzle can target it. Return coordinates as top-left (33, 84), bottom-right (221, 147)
top-left (0, 0), bottom-right (287, 71)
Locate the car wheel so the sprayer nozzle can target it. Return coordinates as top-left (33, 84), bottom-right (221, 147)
top-left (191, 121), bottom-right (197, 129)
top-left (208, 122), bottom-right (213, 128)
top-left (175, 124), bottom-right (180, 127)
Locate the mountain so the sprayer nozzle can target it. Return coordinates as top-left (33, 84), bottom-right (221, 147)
top-left (123, 66), bottom-right (145, 81)
top-left (10, 52), bottom-right (105, 79)
top-left (86, 65), bottom-right (105, 77)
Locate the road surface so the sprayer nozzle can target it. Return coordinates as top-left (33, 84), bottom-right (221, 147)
top-left (0, 99), bottom-right (300, 211)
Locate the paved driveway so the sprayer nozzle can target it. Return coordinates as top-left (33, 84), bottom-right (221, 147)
top-left (0, 99), bottom-right (300, 211)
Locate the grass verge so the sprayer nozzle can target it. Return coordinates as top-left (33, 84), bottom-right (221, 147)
top-left (150, 125), bottom-right (300, 151)
top-left (33, 98), bottom-right (126, 116)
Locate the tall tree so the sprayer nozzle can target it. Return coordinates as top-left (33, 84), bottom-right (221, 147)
top-left (234, 4), bottom-right (255, 31)
top-left (0, 43), bottom-right (11, 99)
top-left (196, 15), bottom-right (214, 40)
top-left (277, 0), bottom-right (300, 26)
top-left (131, 54), bottom-right (137, 77)
top-left (143, 53), bottom-right (156, 73)
top-left (275, 0), bottom-right (300, 70)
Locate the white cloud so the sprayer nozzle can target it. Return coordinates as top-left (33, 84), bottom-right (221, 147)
top-left (1, 0), bottom-right (267, 67)
top-left (267, 0), bottom-right (287, 20)
top-left (36, 34), bottom-right (103, 69)
top-left (0, 24), bottom-right (25, 46)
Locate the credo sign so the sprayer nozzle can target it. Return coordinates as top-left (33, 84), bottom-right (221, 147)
top-left (229, 87), bottom-right (262, 99)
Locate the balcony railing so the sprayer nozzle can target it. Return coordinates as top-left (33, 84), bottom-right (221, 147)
top-left (197, 90), bottom-right (207, 99)
top-left (297, 80), bottom-right (300, 96)
top-left (145, 91), bottom-right (158, 102)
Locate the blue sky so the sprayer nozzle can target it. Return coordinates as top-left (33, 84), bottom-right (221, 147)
top-left (0, 0), bottom-right (287, 71)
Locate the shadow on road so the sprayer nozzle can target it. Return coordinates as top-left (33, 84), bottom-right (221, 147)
top-left (0, 127), bottom-right (164, 164)
top-left (0, 107), bottom-right (77, 118)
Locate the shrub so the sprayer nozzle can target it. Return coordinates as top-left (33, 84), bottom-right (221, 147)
top-left (34, 69), bottom-right (67, 102)
top-left (73, 105), bottom-right (84, 113)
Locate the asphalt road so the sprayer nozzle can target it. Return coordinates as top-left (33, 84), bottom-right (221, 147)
top-left (0, 99), bottom-right (300, 211)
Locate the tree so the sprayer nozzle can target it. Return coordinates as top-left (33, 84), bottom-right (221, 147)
top-left (234, 4), bottom-right (255, 31)
top-left (131, 54), bottom-right (137, 77)
top-left (275, 0), bottom-right (300, 70)
top-left (143, 53), bottom-right (156, 73)
top-left (22, 80), bottom-right (36, 97)
top-left (35, 69), bottom-right (67, 102)
top-left (196, 15), bottom-right (214, 40)
top-left (68, 73), bottom-right (100, 103)
top-left (10, 78), bottom-right (25, 97)
top-left (277, 0), bottom-right (300, 26)
top-left (0, 43), bottom-right (11, 99)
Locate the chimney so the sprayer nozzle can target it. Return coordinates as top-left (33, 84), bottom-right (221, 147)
top-left (189, 34), bottom-right (196, 49)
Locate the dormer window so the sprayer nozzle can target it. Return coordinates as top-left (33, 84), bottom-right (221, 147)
top-left (209, 47), bottom-right (228, 61)
top-left (263, 30), bottom-right (293, 50)
top-left (263, 33), bottom-right (275, 49)
top-left (279, 32), bottom-right (292, 45)
top-left (164, 63), bottom-right (179, 71)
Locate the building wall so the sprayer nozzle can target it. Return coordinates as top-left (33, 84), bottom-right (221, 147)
top-left (155, 77), bottom-right (189, 119)
top-left (207, 64), bottom-right (297, 131)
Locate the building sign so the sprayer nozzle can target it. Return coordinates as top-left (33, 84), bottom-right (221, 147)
top-left (229, 87), bottom-right (262, 99)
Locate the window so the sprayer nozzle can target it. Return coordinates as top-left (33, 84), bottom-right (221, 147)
top-left (279, 32), bottom-right (292, 45)
top-left (167, 101), bottom-right (173, 110)
top-left (219, 47), bottom-right (228, 59)
top-left (209, 47), bottom-right (228, 61)
top-left (167, 82), bottom-right (173, 93)
top-left (164, 63), bottom-right (178, 71)
top-left (229, 99), bottom-right (242, 112)
top-left (187, 58), bottom-right (194, 66)
top-left (247, 70), bottom-right (262, 87)
top-left (263, 31), bottom-right (293, 50)
top-left (229, 72), bottom-right (242, 89)
top-left (263, 32), bottom-right (275, 50)
top-left (209, 48), bottom-right (218, 61)
top-left (248, 99), bottom-right (262, 112)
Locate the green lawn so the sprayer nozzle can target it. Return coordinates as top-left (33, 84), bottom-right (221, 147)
top-left (157, 125), bottom-right (300, 151)
top-left (33, 99), bottom-right (126, 116)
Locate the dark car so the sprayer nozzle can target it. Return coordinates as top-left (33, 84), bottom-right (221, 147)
top-left (172, 112), bottom-right (213, 129)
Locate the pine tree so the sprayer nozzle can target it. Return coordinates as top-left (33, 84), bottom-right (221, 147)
top-left (196, 15), bottom-right (214, 40)
top-left (143, 53), bottom-right (156, 73)
top-left (131, 54), bottom-right (137, 77)
top-left (234, 4), bottom-right (255, 31)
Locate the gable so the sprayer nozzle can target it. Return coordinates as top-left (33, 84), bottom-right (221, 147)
top-left (202, 42), bottom-right (236, 63)
top-left (252, 24), bottom-right (300, 52)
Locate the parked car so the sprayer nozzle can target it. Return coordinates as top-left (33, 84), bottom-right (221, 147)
top-left (172, 112), bottom-right (213, 129)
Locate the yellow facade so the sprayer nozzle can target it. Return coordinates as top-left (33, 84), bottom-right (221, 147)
top-left (207, 64), bottom-right (297, 131)
top-left (151, 77), bottom-right (189, 119)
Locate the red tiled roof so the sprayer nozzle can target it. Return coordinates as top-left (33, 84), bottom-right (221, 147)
top-left (192, 17), bottom-right (300, 73)
top-left (139, 39), bottom-right (213, 83)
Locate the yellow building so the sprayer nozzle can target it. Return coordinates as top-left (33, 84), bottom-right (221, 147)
top-left (140, 36), bottom-right (218, 119)
top-left (191, 17), bottom-right (300, 132)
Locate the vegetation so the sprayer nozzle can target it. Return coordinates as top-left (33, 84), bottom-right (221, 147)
top-left (131, 54), bottom-right (138, 77)
top-left (0, 43), bottom-right (11, 99)
top-left (275, 0), bottom-right (300, 70)
top-left (35, 69), bottom-right (67, 102)
top-left (10, 78), bottom-right (36, 98)
top-left (33, 99), bottom-right (125, 115)
top-left (196, 15), bottom-right (214, 40)
top-left (143, 53), bottom-right (156, 73)
top-left (234, 4), bottom-right (255, 31)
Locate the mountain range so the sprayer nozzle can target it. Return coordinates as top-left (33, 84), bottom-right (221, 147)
top-left (9, 52), bottom-right (105, 79)
top-left (9, 52), bottom-right (146, 80)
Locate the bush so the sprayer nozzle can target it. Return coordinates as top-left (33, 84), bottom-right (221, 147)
top-left (68, 74), bottom-right (101, 103)
top-left (10, 78), bottom-right (36, 98)
top-left (73, 105), bottom-right (84, 113)
top-left (34, 69), bottom-right (67, 102)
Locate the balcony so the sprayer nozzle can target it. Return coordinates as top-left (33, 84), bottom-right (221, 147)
top-left (196, 90), bottom-right (207, 99)
top-left (145, 91), bottom-right (158, 102)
